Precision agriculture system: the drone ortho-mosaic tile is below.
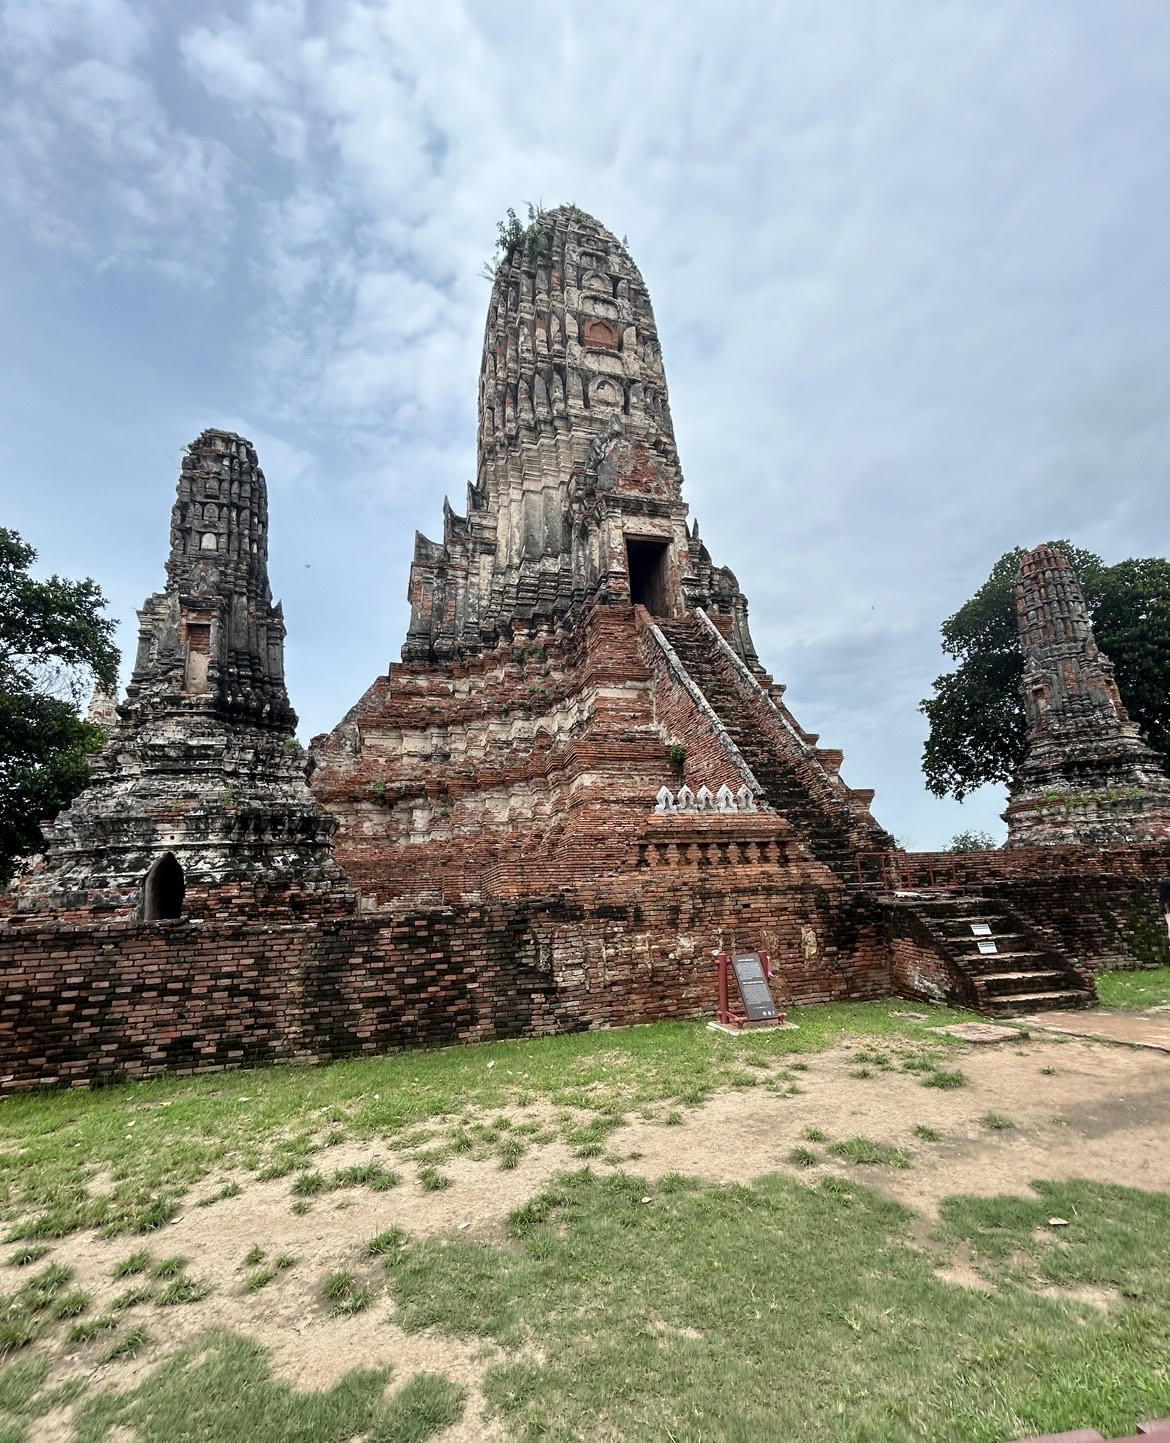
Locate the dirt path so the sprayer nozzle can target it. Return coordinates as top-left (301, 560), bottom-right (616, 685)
top-left (21, 1027), bottom-right (1170, 1442)
top-left (609, 1032), bottom-right (1170, 1216)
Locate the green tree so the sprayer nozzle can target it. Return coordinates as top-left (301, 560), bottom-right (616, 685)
top-left (921, 541), bottom-right (1170, 800)
top-left (948, 829), bottom-right (998, 852)
top-left (0, 527), bottom-right (118, 882)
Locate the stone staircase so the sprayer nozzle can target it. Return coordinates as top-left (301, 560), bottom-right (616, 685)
top-left (895, 892), bottom-right (1094, 1015)
top-left (655, 614), bottom-right (886, 876)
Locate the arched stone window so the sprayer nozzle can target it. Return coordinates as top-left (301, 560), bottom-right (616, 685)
top-left (143, 853), bottom-right (185, 921)
top-left (200, 533), bottom-right (218, 551)
top-left (583, 319), bottom-right (618, 351)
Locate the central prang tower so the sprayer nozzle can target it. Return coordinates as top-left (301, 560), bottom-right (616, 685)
top-left (404, 207), bottom-right (756, 664)
top-left (312, 207), bottom-right (890, 907)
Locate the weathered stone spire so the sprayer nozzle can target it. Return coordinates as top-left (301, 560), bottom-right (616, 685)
top-left (5, 431), bottom-right (349, 921)
top-left (1004, 544), bottom-right (1170, 844)
top-left (126, 430), bottom-right (295, 730)
top-left (403, 206), bottom-right (756, 662)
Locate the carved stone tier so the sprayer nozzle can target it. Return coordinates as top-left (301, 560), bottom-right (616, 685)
top-left (1004, 545), bottom-right (1170, 845)
top-left (6, 431), bottom-right (350, 922)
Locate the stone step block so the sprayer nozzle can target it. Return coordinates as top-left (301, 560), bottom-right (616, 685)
top-left (986, 988), bottom-right (1095, 1014)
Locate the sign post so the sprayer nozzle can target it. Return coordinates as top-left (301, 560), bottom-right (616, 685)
top-left (713, 952), bottom-right (788, 1030)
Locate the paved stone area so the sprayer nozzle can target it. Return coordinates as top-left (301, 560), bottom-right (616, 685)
top-left (935, 1022), bottom-right (1023, 1044)
top-left (1016, 1009), bottom-right (1170, 1053)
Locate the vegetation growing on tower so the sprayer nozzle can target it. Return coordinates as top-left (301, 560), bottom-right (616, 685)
top-left (482, 202), bottom-right (556, 276)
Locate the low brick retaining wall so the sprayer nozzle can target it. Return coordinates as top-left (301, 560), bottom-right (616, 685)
top-left (0, 867), bottom-right (890, 1091)
top-left (3, 846), bottom-right (1165, 1092)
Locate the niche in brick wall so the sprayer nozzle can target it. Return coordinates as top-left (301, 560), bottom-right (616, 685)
top-left (184, 621), bottom-right (211, 695)
top-left (583, 318), bottom-right (619, 351)
top-left (143, 853), bottom-right (185, 921)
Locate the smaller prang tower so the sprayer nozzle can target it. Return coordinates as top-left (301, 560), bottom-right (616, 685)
top-left (1004, 544), bottom-right (1170, 845)
top-left (6, 430), bottom-right (348, 921)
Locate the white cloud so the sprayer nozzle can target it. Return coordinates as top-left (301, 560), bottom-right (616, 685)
top-left (0, 0), bottom-right (232, 278)
top-left (0, 0), bottom-right (151, 66)
top-left (4, 0), bottom-right (1169, 846)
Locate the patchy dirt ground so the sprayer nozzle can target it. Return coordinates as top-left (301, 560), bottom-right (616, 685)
top-left (17, 1027), bottom-right (1170, 1442)
top-left (613, 1031), bottom-right (1170, 1216)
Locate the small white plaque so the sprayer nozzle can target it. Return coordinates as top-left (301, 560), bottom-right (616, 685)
top-left (976, 938), bottom-right (998, 955)
top-left (970, 923), bottom-right (992, 937)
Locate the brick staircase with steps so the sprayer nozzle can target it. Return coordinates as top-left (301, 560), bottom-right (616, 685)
top-left (655, 613), bottom-right (889, 876)
top-left (650, 612), bottom-right (1097, 1018)
top-left (890, 891), bottom-right (1095, 1015)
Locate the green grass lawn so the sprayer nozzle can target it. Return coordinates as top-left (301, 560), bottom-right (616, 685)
top-left (3, 999), bottom-right (1169, 1441)
top-left (0, 1002), bottom-right (971, 1242)
top-left (0, 1338), bottom-right (465, 1443)
top-left (378, 1169), bottom-right (1170, 1443)
top-left (1096, 965), bottom-right (1170, 1010)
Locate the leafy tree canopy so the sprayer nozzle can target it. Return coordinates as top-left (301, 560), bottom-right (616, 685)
top-left (921, 541), bottom-right (1170, 801)
top-left (0, 527), bottom-right (118, 882)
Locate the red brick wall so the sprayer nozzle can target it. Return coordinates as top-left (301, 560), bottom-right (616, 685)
top-left (637, 622), bottom-right (749, 795)
top-left (0, 862), bottom-right (892, 1092)
top-left (884, 906), bottom-right (976, 1009)
top-left (6, 842), bottom-right (1166, 1091)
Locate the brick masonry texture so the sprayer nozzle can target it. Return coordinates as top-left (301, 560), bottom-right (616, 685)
top-left (4, 430), bottom-right (347, 923)
top-left (0, 871), bottom-right (892, 1092)
top-left (3, 844), bottom-right (1167, 1089)
top-left (401, 206), bottom-right (757, 664)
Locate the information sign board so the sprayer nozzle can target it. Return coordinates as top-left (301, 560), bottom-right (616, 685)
top-left (730, 953), bottom-right (778, 1021)
top-left (976, 939), bottom-right (998, 955)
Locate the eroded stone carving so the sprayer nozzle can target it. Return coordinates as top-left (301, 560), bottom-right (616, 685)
top-left (310, 208), bottom-right (892, 902)
top-left (402, 207), bottom-right (759, 665)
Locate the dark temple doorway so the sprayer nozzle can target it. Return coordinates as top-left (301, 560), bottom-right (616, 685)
top-left (143, 853), bottom-right (185, 921)
top-left (626, 537), bottom-right (672, 616)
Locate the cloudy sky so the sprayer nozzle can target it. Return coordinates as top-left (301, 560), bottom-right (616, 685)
top-left (2, 0), bottom-right (1168, 849)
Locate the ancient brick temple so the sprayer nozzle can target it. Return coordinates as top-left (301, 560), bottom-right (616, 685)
top-left (1004, 545), bottom-right (1170, 846)
top-left (5, 430), bottom-right (349, 923)
top-left (3, 215), bottom-right (1169, 1095)
top-left (310, 206), bottom-right (892, 908)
